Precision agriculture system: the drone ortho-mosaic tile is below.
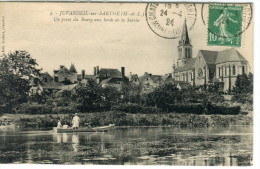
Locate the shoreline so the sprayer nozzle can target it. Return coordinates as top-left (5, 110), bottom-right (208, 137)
top-left (3, 111), bottom-right (253, 129)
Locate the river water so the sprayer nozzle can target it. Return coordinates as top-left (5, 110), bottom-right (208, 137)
top-left (0, 126), bottom-right (253, 165)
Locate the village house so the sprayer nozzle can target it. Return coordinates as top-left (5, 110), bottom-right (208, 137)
top-left (129, 72), bottom-right (174, 93)
top-left (53, 64), bottom-right (78, 84)
top-left (173, 20), bottom-right (250, 92)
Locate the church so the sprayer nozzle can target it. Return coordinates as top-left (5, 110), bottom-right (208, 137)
top-left (173, 21), bottom-right (250, 92)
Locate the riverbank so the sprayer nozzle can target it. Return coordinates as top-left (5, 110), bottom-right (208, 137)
top-left (4, 111), bottom-right (253, 128)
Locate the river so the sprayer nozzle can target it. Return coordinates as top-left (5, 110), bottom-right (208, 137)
top-left (0, 126), bottom-right (253, 165)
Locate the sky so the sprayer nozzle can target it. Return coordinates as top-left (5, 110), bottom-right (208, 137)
top-left (1, 2), bottom-right (254, 77)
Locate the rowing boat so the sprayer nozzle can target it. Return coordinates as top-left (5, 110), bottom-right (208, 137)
top-left (53, 124), bottom-right (114, 133)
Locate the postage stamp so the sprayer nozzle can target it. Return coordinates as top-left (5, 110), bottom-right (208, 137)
top-left (206, 4), bottom-right (252, 47)
top-left (145, 3), bottom-right (197, 39)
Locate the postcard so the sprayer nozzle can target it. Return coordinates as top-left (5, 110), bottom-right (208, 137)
top-left (0, 1), bottom-right (254, 166)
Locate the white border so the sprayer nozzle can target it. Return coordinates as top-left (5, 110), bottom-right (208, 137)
top-left (0, 1), bottom-right (258, 169)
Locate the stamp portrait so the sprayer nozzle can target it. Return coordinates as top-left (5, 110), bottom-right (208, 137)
top-left (205, 3), bottom-right (252, 47)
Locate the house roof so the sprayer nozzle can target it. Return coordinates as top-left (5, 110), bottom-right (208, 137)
top-left (199, 50), bottom-right (218, 65)
top-left (100, 78), bottom-right (124, 85)
top-left (98, 68), bottom-right (122, 78)
top-left (84, 75), bottom-right (96, 79)
top-left (175, 58), bottom-right (196, 72)
top-left (130, 74), bottom-right (140, 82)
top-left (216, 48), bottom-right (248, 64)
top-left (151, 75), bottom-right (163, 81)
top-left (161, 74), bottom-right (173, 81)
top-left (41, 82), bottom-right (63, 90)
top-left (69, 64), bottom-right (77, 73)
top-left (56, 66), bottom-right (70, 74)
top-left (42, 72), bottom-right (53, 79)
top-left (139, 73), bottom-right (155, 83)
top-left (59, 83), bottom-right (78, 91)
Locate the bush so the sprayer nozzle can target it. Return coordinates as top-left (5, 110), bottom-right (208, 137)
top-left (17, 103), bottom-right (53, 114)
top-left (166, 104), bottom-right (204, 114)
top-left (207, 105), bottom-right (241, 115)
top-left (112, 103), bottom-right (161, 114)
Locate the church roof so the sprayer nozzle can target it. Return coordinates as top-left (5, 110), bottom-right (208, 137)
top-left (216, 48), bottom-right (248, 64)
top-left (199, 50), bottom-right (218, 65)
top-left (98, 68), bottom-right (122, 78)
top-left (175, 58), bottom-right (196, 72)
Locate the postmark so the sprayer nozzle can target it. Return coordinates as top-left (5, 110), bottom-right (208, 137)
top-left (201, 3), bottom-right (252, 47)
top-left (145, 3), bottom-right (197, 39)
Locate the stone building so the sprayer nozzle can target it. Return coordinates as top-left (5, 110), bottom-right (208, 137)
top-left (53, 64), bottom-right (78, 84)
top-left (130, 72), bottom-right (174, 93)
top-left (173, 21), bottom-right (250, 92)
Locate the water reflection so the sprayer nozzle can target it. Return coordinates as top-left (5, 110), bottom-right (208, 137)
top-left (72, 134), bottom-right (79, 152)
top-left (0, 126), bottom-right (253, 165)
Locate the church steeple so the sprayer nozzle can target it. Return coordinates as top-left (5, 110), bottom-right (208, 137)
top-left (176, 20), bottom-right (193, 68)
top-left (180, 20), bottom-right (190, 45)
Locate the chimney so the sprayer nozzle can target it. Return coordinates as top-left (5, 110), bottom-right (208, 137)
top-left (94, 67), bottom-right (97, 76)
top-left (121, 67), bottom-right (125, 77)
top-left (96, 66), bottom-right (100, 75)
top-left (82, 70), bottom-right (85, 79)
top-left (129, 72), bottom-right (132, 81)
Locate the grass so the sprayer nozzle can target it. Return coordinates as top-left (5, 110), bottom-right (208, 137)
top-left (2, 111), bottom-right (253, 128)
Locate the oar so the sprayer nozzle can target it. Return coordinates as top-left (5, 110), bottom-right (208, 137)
top-left (85, 123), bottom-right (98, 132)
top-left (89, 125), bottom-right (98, 132)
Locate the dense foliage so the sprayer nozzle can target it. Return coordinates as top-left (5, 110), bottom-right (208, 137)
top-left (231, 73), bottom-right (253, 104)
top-left (1, 51), bottom-right (252, 118)
top-left (0, 51), bottom-right (41, 113)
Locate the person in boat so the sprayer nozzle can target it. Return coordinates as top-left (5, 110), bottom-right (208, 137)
top-left (57, 119), bottom-right (62, 128)
top-left (72, 113), bottom-right (80, 129)
top-left (63, 122), bottom-right (69, 129)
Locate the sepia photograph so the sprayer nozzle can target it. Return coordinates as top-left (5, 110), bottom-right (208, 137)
top-left (0, 1), bottom-right (255, 167)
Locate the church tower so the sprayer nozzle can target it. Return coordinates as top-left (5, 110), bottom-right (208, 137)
top-left (176, 20), bottom-right (192, 67)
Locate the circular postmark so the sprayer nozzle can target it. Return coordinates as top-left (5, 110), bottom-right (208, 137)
top-left (145, 3), bottom-right (197, 39)
top-left (201, 3), bottom-right (252, 38)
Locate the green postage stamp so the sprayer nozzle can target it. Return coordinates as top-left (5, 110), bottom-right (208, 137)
top-left (208, 5), bottom-right (243, 47)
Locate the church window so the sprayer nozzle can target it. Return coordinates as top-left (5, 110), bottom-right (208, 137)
top-left (232, 65), bottom-right (236, 75)
top-left (198, 68), bottom-right (203, 77)
top-left (242, 65), bottom-right (246, 74)
top-left (224, 67), bottom-right (227, 76)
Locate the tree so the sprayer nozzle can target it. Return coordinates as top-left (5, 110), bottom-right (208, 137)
top-left (0, 51), bottom-right (41, 113)
top-left (122, 83), bottom-right (142, 104)
top-left (231, 73), bottom-right (253, 103)
top-left (144, 84), bottom-right (181, 111)
top-left (74, 79), bottom-right (102, 112)
top-left (101, 86), bottom-right (121, 110)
